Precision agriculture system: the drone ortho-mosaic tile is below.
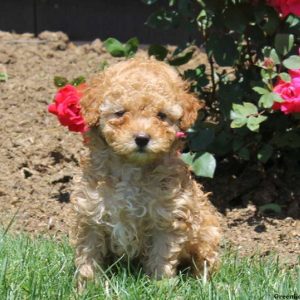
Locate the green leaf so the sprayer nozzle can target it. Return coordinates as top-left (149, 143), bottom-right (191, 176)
top-left (246, 115), bottom-right (267, 132)
top-left (258, 92), bottom-right (283, 108)
top-left (71, 76), bottom-right (86, 87)
top-left (230, 102), bottom-right (267, 131)
top-left (275, 34), bottom-right (294, 56)
top-left (238, 147), bottom-right (250, 160)
top-left (189, 128), bottom-right (215, 151)
top-left (259, 203), bottom-right (282, 214)
top-left (241, 102), bottom-right (258, 115)
top-left (124, 37), bottom-right (139, 57)
top-left (260, 69), bottom-right (269, 82)
top-left (233, 137), bottom-right (244, 151)
top-left (257, 8), bottom-right (280, 35)
top-left (252, 87), bottom-right (270, 95)
top-left (181, 152), bottom-right (194, 166)
top-left (219, 82), bottom-right (242, 119)
top-left (0, 72), bottom-right (8, 82)
top-left (184, 65), bottom-right (209, 88)
top-left (103, 38), bottom-right (126, 57)
top-left (231, 105), bottom-right (244, 119)
top-left (194, 64), bottom-right (206, 76)
top-left (148, 45), bottom-right (168, 61)
top-left (279, 72), bottom-right (291, 82)
top-left (181, 152), bottom-right (216, 178)
top-left (192, 152), bottom-right (216, 178)
top-left (168, 51), bottom-right (194, 66)
top-left (262, 47), bottom-right (280, 64)
top-left (283, 55), bottom-right (300, 69)
top-left (177, 0), bottom-right (193, 15)
top-left (262, 46), bottom-right (272, 57)
top-left (286, 15), bottom-right (300, 28)
top-left (209, 131), bottom-right (232, 156)
top-left (206, 34), bottom-right (239, 66)
top-left (230, 118), bottom-right (247, 128)
top-left (257, 144), bottom-right (273, 163)
top-left (146, 9), bottom-right (179, 30)
top-left (54, 76), bottom-right (68, 88)
top-left (248, 25), bottom-right (265, 48)
top-left (224, 5), bottom-right (247, 33)
top-left (260, 69), bottom-right (277, 84)
top-left (270, 49), bottom-right (280, 65)
top-left (197, 9), bottom-right (211, 30)
top-left (230, 102), bottom-right (259, 129)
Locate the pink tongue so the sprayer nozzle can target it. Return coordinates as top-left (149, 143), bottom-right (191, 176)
top-left (176, 131), bottom-right (187, 138)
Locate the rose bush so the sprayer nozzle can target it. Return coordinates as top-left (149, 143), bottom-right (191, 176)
top-left (134, 0), bottom-right (300, 182)
top-left (48, 84), bottom-right (88, 133)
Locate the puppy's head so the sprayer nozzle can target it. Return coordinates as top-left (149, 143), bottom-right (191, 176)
top-left (81, 58), bottom-right (203, 164)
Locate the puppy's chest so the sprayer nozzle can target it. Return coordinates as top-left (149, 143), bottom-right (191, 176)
top-left (100, 168), bottom-right (179, 225)
top-left (103, 173), bottom-right (156, 221)
top-left (96, 168), bottom-right (184, 257)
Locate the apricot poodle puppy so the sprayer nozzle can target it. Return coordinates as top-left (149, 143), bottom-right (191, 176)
top-left (72, 57), bottom-right (221, 284)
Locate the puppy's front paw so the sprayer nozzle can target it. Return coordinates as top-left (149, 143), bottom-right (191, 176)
top-left (77, 263), bottom-right (95, 279)
top-left (76, 263), bottom-right (96, 292)
top-left (145, 263), bottom-right (177, 280)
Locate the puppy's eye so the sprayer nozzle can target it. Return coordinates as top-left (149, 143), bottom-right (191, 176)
top-left (114, 111), bottom-right (126, 117)
top-left (157, 112), bottom-right (167, 121)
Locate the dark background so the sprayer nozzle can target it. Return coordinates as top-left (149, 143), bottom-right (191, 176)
top-left (0, 0), bottom-right (189, 43)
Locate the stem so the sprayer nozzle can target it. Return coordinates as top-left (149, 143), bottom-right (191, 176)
top-left (209, 55), bottom-right (217, 102)
top-left (268, 70), bottom-right (274, 90)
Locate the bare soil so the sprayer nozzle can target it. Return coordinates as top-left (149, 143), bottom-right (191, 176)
top-left (0, 31), bottom-right (299, 265)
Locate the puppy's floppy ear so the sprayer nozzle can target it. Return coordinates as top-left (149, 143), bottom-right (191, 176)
top-left (80, 75), bottom-right (104, 127)
top-left (179, 92), bottom-right (204, 131)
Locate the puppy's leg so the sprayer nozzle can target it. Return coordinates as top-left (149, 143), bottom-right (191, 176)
top-left (74, 221), bottom-right (107, 288)
top-left (144, 231), bottom-right (185, 279)
top-left (73, 176), bottom-right (108, 289)
top-left (189, 223), bottom-right (220, 278)
top-left (189, 246), bottom-right (219, 280)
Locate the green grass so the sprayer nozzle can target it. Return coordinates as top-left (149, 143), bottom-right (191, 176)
top-left (0, 232), bottom-right (299, 300)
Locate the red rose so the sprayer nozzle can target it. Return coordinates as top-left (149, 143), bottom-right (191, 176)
top-left (272, 70), bottom-right (300, 114)
top-left (267, 0), bottom-right (300, 17)
top-left (48, 84), bottom-right (89, 133)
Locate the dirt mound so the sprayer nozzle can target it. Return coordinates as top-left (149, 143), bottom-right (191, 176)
top-left (0, 32), bottom-right (298, 264)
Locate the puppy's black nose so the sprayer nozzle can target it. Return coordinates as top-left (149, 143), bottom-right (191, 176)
top-left (135, 134), bottom-right (150, 148)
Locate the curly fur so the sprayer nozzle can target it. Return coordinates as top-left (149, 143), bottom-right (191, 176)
top-left (72, 57), bottom-right (221, 286)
